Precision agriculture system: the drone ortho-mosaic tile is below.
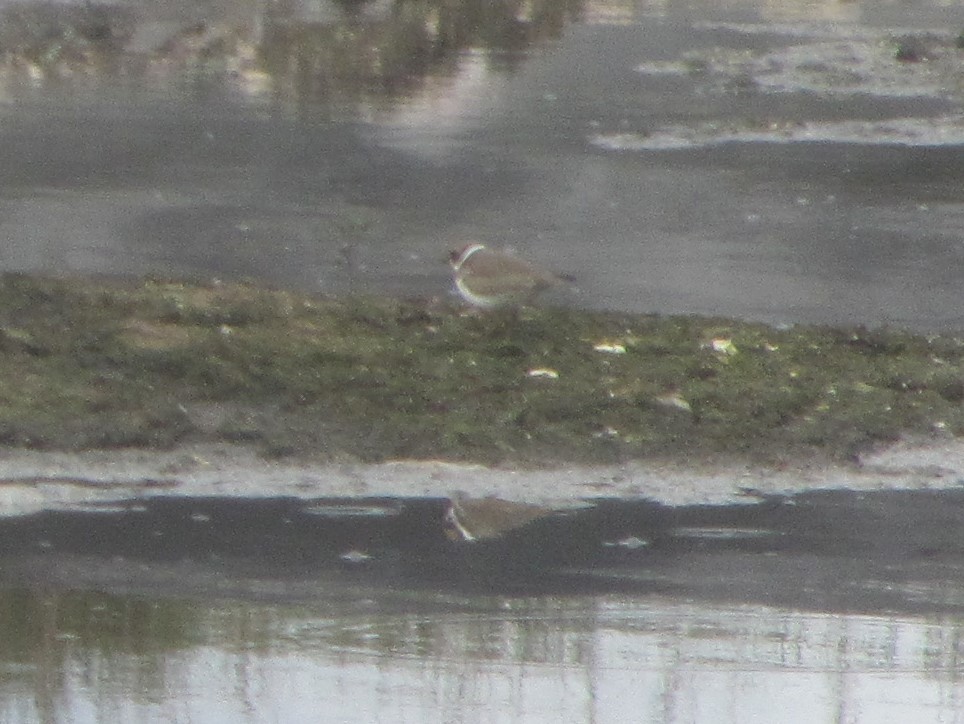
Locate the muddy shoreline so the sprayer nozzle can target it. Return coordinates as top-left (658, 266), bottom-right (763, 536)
top-left (0, 274), bottom-right (962, 511)
top-left (0, 435), bottom-right (960, 514)
top-left (2, 275), bottom-right (964, 469)
top-left (3, 441), bottom-right (964, 615)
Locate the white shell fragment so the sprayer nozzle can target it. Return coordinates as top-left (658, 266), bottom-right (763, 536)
top-left (654, 393), bottom-right (693, 413)
top-left (593, 342), bottom-right (627, 354)
top-left (526, 368), bottom-right (560, 379)
top-left (708, 338), bottom-right (738, 355)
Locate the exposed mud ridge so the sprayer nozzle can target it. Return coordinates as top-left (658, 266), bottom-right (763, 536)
top-left (1, 275), bottom-right (964, 470)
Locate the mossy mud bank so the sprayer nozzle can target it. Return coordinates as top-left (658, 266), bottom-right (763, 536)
top-left (0, 274), bottom-right (963, 472)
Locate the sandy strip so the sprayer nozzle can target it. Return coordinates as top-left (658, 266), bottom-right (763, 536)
top-left (0, 437), bottom-right (960, 517)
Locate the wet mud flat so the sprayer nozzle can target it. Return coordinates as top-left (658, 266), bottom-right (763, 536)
top-left (1, 273), bottom-right (964, 466)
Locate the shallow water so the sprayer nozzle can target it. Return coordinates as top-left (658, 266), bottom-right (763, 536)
top-left (4, 0), bottom-right (964, 720)
top-left (2, 488), bottom-right (964, 722)
top-left (2, 0), bottom-right (964, 328)
top-left (4, 590), bottom-right (963, 724)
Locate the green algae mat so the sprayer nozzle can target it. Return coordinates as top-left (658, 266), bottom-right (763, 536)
top-left (0, 274), bottom-right (961, 465)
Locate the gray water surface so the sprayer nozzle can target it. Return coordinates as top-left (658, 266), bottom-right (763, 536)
top-left (3, 488), bottom-right (964, 723)
top-left (3, 0), bottom-right (964, 721)
top-left (3, 0), bottom-right (964, 328)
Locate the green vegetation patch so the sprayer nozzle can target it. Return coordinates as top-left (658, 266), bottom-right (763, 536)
top-left (0, 274), bottom-right (961, 465)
